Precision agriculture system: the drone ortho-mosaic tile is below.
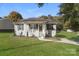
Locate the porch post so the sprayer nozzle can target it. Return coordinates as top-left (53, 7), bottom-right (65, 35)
top-left (52, 24), bottom-right (56, 37)
top-left (42, 24), bottom-right (46, 38)
top-left (32, 24), bottom-right (34, 36)
top-left (53, 25), bottom-right (56, 30)
top-left (38, 24), bottom-right (39, 37)
top-left (23, 24), bottom-right (27, 36)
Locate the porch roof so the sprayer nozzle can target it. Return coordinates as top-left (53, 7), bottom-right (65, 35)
top-left (14, 17), bottom-right (57, 24)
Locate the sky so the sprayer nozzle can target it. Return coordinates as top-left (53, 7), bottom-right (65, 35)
top-left (0, 3), bottom-right (60, 19)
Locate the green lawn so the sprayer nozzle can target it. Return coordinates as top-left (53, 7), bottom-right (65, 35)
top-left (56, 31), bottom-right (79, 41)
top-left (0, 32), bottom-right (79, 56)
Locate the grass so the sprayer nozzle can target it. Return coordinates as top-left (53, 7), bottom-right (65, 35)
top-left (56, 31), bottom-right (79, 40)
top-left (0, 32), bottom-right (79, 56)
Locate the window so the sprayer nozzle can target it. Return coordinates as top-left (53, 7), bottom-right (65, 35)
top-left (17, 24), bottom-right (24, 30)
top-left (29, 24), bottom-right (38, 29)
top-left (39, 24), bottom-right (42, 31)
top-left (34, 24), bottom-right (38, 29)
top-left (46, 24), bottom-right (53, 30)
top-left (29, 24), bottom-right (34, 29)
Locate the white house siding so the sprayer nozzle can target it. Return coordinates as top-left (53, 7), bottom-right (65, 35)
top-left (27, 24), bottom-right (34, 37)
top-left (28, 29), bottom-right (33, 37)
top-left (33, 30), bottom-right (39, 37)
top-left (14, 24), bottom-right (20, 36)
top-left (22, 24), bottom-right (26, 36)
top-left (22, 24), bottom-right (40, 37)
top-left (14, 23), bottom-right (56, 38)
top-left (14, 24), bottom-right (24, 36)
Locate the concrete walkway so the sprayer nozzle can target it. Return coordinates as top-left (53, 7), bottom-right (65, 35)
top-left (38, 38), bottom-right (79, 46)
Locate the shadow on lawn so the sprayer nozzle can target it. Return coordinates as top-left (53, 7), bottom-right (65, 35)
top-left (0, 41), bottom-right (48, 52)
top-left (56, 35), bottom-right (66, 38)
top-left (69, 36), bottom-right (79, 44)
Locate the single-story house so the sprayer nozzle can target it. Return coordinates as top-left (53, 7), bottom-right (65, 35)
top-left (14, 17), bottom-right (57, 39)
top-left (0, 18), bottom-right (14, 32)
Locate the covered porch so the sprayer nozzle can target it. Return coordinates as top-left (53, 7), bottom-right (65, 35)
top-left (28, 23), bottom-right (56, 39)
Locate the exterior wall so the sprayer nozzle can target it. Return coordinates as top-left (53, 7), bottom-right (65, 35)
top-left (14, 23), bottom-right (30, 36)
top-left (14, 24), bottom-right (21, 36)
top-left (14, 23), bottom-right (56, 38)
top-left (28, 29), bottom-right (33, 37)
top-left (22, 24), bottom-right (29, 36)
top-left (33, 30), bottom-right (39, 37)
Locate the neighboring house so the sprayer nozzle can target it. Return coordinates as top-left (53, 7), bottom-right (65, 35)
top-left (0, 18), bottom-right (14, 32)
top-left (14, 17), bottom-right (57, 39)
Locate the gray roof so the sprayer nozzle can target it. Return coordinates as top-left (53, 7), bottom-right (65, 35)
top-left (23, 18), bottom-right (40, 21)
top-left (16, 17), bottom-right (58, 24)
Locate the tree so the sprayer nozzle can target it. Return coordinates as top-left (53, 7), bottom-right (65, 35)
top-left (8, 11), bottom-right (23, 22)
top-left (37, 3), bottom-right (44, 8)
top-left (48, 14), bottom-right (53, 19)
top-left (4, 16), bottom-right (8, 19)
top-left (39, 15), bottom-right (48, 19)
top-left (59, 3), bottom-right (79, 31)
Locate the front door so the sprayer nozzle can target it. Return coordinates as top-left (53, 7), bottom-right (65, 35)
top-left (46, 24), bottom-right (53, 37)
